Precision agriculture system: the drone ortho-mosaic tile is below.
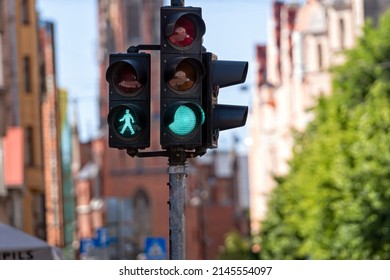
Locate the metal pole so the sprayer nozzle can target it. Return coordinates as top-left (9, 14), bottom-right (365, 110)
top-left (168, 151), bottom-right (187, 260)
top-left (171, 0), bottom-right (184, 7)
top-left (166, 0), bottom-right (187, 260)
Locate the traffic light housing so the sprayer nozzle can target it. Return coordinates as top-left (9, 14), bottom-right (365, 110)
top-left (106, 52), bottom-right (150, 150)
top-left (202, 52), bottom-right (249, 149)
top-left (106, 4), bottom-right (249, 157)
top-left (160, 6), bottom-right (206, 150)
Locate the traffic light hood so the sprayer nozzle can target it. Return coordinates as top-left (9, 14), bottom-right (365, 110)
top-left (213, 60), bottom-right (248, 88)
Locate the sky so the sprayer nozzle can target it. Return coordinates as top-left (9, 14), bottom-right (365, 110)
top-left (36, 0), bottom-right (284, 151)
top-left (37, 0), bottom-right (99, 142)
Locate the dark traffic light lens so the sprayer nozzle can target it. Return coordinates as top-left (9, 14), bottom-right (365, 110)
top-left (168, 60), bottom-right (196, 93)
top-left (113, 63), bottom-right (142, 95)
top-left (168, 16), bottom-right (196, 48)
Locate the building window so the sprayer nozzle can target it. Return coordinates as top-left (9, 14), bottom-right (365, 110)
top-left (339, 18), bottom-right (345, 49)
top-left (133, 189), bottom-right (151, 245)
top-left (21, 0), bottom-right (30, 25)
top-left (23, 56), bottom-right (32, 93)
top-left (0, 37), bottom-right (4, 87)
top-left (151, 0), bottom-right (160, 43)
top-left (317, 43), bottom-right (323, 71)
top-left (0, 0), bottom-right (3, 32)
top-left (33, 192), bottom-right (46, 240)
top-left (126, 2), bottom-right (140, 42)
top-left (106, 196), bottom-right (139, 259)
top-left (1, 1), bottom-right (5, 87)
top-left (25, 126), bottom-right (34, 166)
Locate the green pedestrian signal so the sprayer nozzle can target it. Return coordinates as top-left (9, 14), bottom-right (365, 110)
top-left (119, 109), bottom-right (135, 135)
top-left (108, 105), bottom-right (145, 140)
top-left (106, 52), bottom-right (150, 150)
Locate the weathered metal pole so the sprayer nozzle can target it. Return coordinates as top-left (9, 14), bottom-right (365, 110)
top-left (167, 148), bottom-right (187, 260)
top-left (168, 162), bottom-right (187, 260)
top-left (171, 0), bottom-right (184, 7)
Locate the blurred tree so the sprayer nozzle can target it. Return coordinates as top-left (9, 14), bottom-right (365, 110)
top-left (259, 11), bottom-right (390, 259)
top-left (218, 231), bottom-right (258, 260)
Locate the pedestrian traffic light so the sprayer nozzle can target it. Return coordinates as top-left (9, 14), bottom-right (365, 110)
top-left (160, 6), bottom-right (206, 150)
top-left (202, 52), bottom-right (249, 149)
top-left (106, 52), bottom-right (150, 150)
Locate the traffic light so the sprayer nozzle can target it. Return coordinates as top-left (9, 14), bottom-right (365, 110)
top-left (106, 52), bottom-right (150, 150)
top-left (202, 52), bottom-right (249, 149)
top-left (160, 6), bottom-right (206, 150)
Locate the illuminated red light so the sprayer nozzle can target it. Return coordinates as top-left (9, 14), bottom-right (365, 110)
top-left (168, 16), bottom-right (196, 48)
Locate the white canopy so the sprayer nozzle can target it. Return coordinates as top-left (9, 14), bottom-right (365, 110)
top-left (0, 223), bottom-right (61, 260)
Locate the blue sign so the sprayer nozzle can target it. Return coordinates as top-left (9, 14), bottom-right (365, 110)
top-left (79, 238), bottom-right (94, 255)
top-left (95, 227), bottom-right (109, 248)
top-left (144, 237), bottom-right (167, 260)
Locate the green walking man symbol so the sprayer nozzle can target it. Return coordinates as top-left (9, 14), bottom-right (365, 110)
top-left (119, 109), bottom-right (135, 135)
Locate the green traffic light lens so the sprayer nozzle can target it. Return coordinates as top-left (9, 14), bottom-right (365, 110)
top-left (113, 63), bottom-right (142, 95)
top-left (168, 60), bottom-right (197, 93)
top-left (169, 105), bottom-right (196, 136)
top-left (111, 105), bottom-right (143, 139)
top-left (166, 104), bottom-right (204, 137)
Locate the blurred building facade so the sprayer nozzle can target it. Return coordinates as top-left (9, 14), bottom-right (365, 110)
top-left (189, 151), bottom-right (250, 259)
top-left (0, 0), bottom-right (46, 238)
top-left (0, 0), bottom-right (77, 258)
top-left (249, 0), bottom-right (390, 233)
top-left (40, 20), bottom-right (64, 248)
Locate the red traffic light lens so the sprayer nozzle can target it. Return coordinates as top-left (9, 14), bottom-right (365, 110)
top-left (168, 60), bottom-right (197, 93)
top-left (113, 63), bottom-right (142, 95)
top-left (168, 16), bottom-right (196, 48)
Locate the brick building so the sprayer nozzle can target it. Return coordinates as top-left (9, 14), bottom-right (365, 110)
top-left (40, 21), bottom-right (64, 248)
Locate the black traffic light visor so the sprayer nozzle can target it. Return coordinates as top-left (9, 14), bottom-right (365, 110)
top-left (213, 61), bottom-right (248, 88)
top-left (213, 104), bottom-right (248, 131)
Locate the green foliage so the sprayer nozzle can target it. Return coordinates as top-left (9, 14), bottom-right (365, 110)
top-left (218, 231), bottom-right (259, 260)
top-left (259, 11), bottom-right (390, 259)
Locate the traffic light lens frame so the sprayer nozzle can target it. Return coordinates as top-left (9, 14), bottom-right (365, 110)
top-left (168, 16), bottom-right (196, 48)
top-left (111, 62), bottom-right (143, 96)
